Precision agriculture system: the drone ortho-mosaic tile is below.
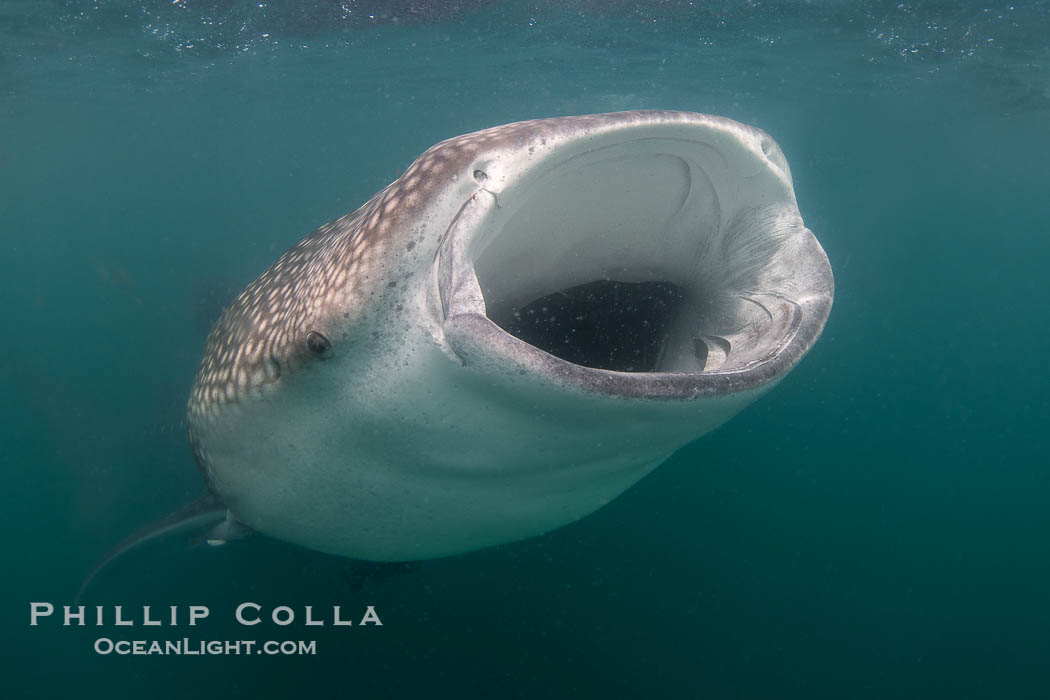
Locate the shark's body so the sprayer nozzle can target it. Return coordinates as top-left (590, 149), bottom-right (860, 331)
top-left (184, 110), bottom-right (833, 562)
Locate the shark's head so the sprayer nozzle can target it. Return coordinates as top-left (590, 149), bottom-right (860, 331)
top-left (186, 111), bottom-right (833, 561)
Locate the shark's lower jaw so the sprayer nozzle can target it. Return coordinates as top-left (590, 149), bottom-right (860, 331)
top-left (438, 125), bottom-right (831, 399)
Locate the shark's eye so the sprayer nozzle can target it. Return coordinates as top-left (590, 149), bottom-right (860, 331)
top-left (305, 331), bottom-right (331, 356)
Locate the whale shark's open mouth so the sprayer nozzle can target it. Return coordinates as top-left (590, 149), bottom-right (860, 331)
top-left (436, 125), bottom-right (832, 398)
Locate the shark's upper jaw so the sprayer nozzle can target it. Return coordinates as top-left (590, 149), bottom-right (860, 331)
top-left (435, 117), bottom-right (833, 399)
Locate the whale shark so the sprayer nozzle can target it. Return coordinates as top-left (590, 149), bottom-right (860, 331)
top-left (91, 110), bottom-right (834, 583)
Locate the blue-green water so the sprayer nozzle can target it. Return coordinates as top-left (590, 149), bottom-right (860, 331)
top-left (4, 1), bottom-right (1049, 697)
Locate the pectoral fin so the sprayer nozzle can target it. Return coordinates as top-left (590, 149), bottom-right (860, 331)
top-left (76, 491), bottom-right (228, 602)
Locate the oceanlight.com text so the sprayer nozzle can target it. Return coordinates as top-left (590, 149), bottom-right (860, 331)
top-left (93, 638), bottom-right (317, 656)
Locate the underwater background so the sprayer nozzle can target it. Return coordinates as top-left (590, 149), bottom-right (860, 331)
top-left (3, 1), bottom-right (1049, 697)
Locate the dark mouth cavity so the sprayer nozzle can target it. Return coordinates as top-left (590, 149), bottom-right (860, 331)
top-left (488, 280), bottom-right (687, 372)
